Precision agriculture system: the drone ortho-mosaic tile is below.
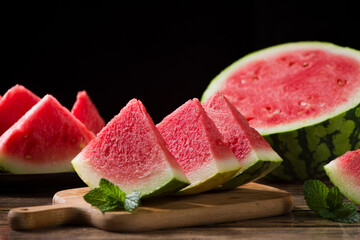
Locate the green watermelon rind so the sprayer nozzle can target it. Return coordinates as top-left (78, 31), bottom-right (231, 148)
top-left (218, 149), bottom-right (282, 190)
top-left (265, 102), bottom-right (360, 181)
top-left (324, 158), bottom-right (360, 205)
top-left (201, 41), bottom-right (360, 181)
top-left (176, 167), bottom-right (239, 195)
top-left (72, 151), bottom-right (190, 198)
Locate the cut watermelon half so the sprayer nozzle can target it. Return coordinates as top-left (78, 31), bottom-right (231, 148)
top-left (156, 98), bottom-right (241, 195)
top-left (0, 95), bottom-right (95, 174)
top-left (324, 150), bottom-right (360, 205)
top-left (201, 42), bottom-right (360, 181)
top-left (71, 90), bottom-right (105, 135)
top-left (0, 85), bottom-right (40, 136)
top-left (72, 99), bottom-right (189, 197)
top-left (203, 93), bottom-right (282, 189)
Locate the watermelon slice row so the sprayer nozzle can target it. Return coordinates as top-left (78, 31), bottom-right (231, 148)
top-left (0, 85), bottom-right (105, 174)
top-left (72, 94), bottom-right (281, 196)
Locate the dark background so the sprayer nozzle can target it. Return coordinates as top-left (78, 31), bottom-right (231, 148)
top-left (2, 1), bottom-right (359, 123)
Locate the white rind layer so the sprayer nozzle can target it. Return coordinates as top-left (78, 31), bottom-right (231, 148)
top-left (201, 42), bottom-right (360, 136)
top-left (236, 148), bottom-right (282, 174)
top-left (324, 159), bottom-right (360, 205)
top-left (182, 153), bottom-right (240, 189)
top-left (72, 151), bottom-right (189, 195)
top-left (0, 153), bottom-right (73, 174)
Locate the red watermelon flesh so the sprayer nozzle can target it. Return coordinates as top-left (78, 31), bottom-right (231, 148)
top-left (203, 93), bottom-right (282, 188)
top-left (204, 46), bottom-right (360, 134)
top-left (324, 149), bottom-right (360, 204)
top-left (71, 90), bottom-right (105, 135)
top-left (72, 99), bottom-right (189, 197)
top-left (0, 85), bottom-right (40, 136)
top-left (0, 95), bottom-right (95, 174)
top-left (156, 98), bottom-right (241, 194)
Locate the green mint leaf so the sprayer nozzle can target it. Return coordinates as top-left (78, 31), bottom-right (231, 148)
top-left (304, 179), bottom-right (359, 224)
top-left (124, 191), bottom-right (141, 212)
top-left (318, 208), bottom-right (336, 220)
top-left (332, 203), bottom-right (359, 223)
top-left (303, 179), bottom-right (329, 213)
top-left (326, 186), bottom-right (343, 210)
top-left (83, 178), bottom-right (141, 212)
top-left (99, 178), bottom-right (126, 202)
top-left (83, 188), bottom-right (110, 208)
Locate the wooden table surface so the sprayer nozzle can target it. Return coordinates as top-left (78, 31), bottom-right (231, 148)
top-left (1, 179), bottom-right (359, 240)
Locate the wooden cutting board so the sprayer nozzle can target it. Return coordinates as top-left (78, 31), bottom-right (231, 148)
top-left (8, 182), bottom-right (293, 232)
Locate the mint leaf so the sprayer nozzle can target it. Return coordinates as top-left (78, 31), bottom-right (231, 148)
top-left (99, 178), bottom-right (126, 202)
top-left (303, 179), bottom-right (359, 223)
top-left (332, 203), bottom-right (359, 223)
top-left (83, 178), bottom-right (141, 212)
top-left (326, 186), bottom-right (343, 210)
top-left (124, 191), bottom-right (141, 212)
top-left (303, 179), bottom-right (329, 212)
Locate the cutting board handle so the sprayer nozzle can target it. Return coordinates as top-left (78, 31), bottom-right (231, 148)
top-left (8, 203), bottom-right (80, 230)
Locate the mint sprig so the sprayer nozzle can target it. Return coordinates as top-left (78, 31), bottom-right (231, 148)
top-left (304, 179), bottom-right (359, 223)
top-left (84, 178), bottom-right (141, 212)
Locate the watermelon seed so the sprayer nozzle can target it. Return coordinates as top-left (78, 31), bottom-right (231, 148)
top-left (241, 79), bottom-right (246, 84)
top-left (25, 155), bottom-right (31, 159)
top-left (299, 101), bottom-right (307, 106)
top-left (337, 79), bottom-right (347, 86)
top-left (273, 109), bottom-right (280, 115)
top-left (252, 77), bottom-right (259, 81)
top-left (303, 62), bottom-right (309, 67)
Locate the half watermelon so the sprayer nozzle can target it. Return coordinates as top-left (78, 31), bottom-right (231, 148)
top-left (201, 42), bottom-right (360, 181)
top-left (203, 93), bottom-right (282, 189)
top-left (0, 85), bottom-right (40, 136)
top-left (324, 150), bottom-right (360, 205)
top-left (156, 98), bottom-right (241, 195)
top-left (72, 99), bottom-right (189, 197)
top-left (0, 95), bottom-right (95, 174)
top-left (71, 90), bottom-right (105, 135)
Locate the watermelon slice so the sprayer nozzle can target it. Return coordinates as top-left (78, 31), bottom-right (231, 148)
top-left (203, 93), bottom-right (282, 189)
top-left (72, 99), bottom-right (189, 197)
top-left (156, 98), bottom-right (241, 195)
top-left (71, 90), bottom-right (105, 135)
top-left (201, 42), bottom-right (360, 181)
top-left (324, 150), bottom-right (360, 205)
top-left (0, 85), bottom-right (40, 136)
top-left (0, 95), bottom-right (95, 174)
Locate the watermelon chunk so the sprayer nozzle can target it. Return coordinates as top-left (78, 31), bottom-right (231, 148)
top-left (324, 150), bottom-right (360, 205)
top-left (0, 85), bottom-right (40, 136)
top-left (201, 42), bottom-right (360, 181)
top-left (0, 95), bottom-right (95, 174)
top-left (203, 93), bottom-right (282, 189)
top-left (156, 98), bottom-right (241, 195)
top-left (71, 90), bottom-right (105, 135)
top-left (72, 99), bottom-right (189, 197)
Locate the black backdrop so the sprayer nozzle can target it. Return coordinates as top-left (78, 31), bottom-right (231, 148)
top-left (3, 1), bottom-right (360, 123)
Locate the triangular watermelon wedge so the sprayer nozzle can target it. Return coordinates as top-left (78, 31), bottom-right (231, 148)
top-left (72, 99), bottom-right (189, 198)
top-left (71, 90), bottom-right (105, 135)
top-left (203, 93), bottom-right (282, 189)
top-left (0, 85), bottom-right (40, 136)
top-left (324, 149), bottom-right (360, 205)
top-left (0, 95), bottom-right (95, 174)
top-left (156, 98), bottom-right (241, 195)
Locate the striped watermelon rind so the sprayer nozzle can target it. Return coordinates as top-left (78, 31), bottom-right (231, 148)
top-left (265, 103), bottom-right (360, 181)
top-left (201, 42), bottom-right (360, 181)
